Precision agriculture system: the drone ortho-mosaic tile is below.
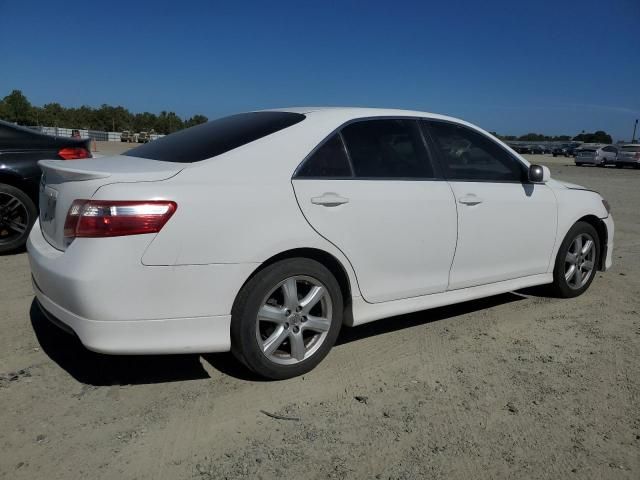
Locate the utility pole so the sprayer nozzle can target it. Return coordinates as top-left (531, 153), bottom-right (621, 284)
top-left (633, 119), bottom-right (638, 144)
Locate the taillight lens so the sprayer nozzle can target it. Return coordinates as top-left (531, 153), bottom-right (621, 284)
top-left (58, 147), bottom-right (91, 160)
top-left (64, 200), bottom-right (177, 239)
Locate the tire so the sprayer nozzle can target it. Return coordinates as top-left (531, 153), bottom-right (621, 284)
top-left (231, 258), bottom-right (343, 380)
top-left (548, 221), bottom-right (600, 298)
top-left (575, 162), bottom-right (583, 166)
top-left (0, 183), bottom-right (37, 254)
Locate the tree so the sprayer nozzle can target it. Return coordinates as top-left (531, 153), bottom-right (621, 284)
top-left (0, 90), bottom-right (208, 134)
top-left (185, 114), bottom-right (208, 128)
top-left (573, 130), bottom-right (612, 144)
top-left (0, 89), bottom-right (34, 124)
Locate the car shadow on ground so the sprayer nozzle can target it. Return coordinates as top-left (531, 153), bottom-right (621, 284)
top-left (31, 292), bottom-right (527, 386)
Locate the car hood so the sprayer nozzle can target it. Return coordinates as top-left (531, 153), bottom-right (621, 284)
top-left (548, 179), bottom-right (598, 192)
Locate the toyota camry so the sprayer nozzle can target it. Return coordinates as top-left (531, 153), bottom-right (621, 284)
top-left (27, 108), bottom-right (614, 379)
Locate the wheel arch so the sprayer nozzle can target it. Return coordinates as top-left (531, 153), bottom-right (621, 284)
top-left (0, 171), bottom-right (39, 203)
top-left (237, 247), bottom-right (354, 325)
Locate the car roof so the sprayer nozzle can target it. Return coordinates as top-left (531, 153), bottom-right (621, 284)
top-left (260, 106), bottom-right (471, 125)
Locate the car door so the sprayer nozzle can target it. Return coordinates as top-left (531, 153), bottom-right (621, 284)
top-left (423, 120), bottom-right (557, 290)
top-left (292, 118), bottom-right (457, 303)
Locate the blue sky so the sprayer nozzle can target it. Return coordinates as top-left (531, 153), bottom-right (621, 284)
top-left (1, 0), bottom-right (638, 140)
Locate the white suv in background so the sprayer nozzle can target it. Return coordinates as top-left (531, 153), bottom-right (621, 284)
top-left (615, 144), bottom-right (640, 168)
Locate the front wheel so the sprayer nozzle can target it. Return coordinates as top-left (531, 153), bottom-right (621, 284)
top-left (549, 221), bottom-right (600, 298)
top-left (231, 258), bottom-right (343, 379)
top-left (0, 184), bottom-right (37, 254)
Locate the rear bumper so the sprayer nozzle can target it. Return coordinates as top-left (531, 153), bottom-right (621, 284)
top-left (616, 158), bottom-right (640, 165)
top-left (34, 285), bottom-right (231, 354)
top-left (27, 221), bottom-right (257, 354)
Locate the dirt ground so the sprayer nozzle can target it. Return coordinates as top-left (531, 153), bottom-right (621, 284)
top-left (1, 155), bottom-right (638, 479)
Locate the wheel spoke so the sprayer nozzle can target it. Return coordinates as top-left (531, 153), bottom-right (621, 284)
top-left (574, 267), bottom-right (583, 287)
top-left (303, 315), bottom-right (330, 333)
top-left (289, 332), bottom-right (305, 361)
top-left (565, 264), bottom-right (576, 282)
top-left (581, 239), bottom-right (593, 256)
top-left (7, 219), bottom-right (27, 234)
top-left (574, 235), bottom-right (583, 253)
top-left (258, 305), bottom-right (287, 324)
top-left (262, 326), bottom-right (288, 356)
top-left (3, 197), bottom-right (22, 213)
top-left (299, 285), bottom-right (325, 314)
top-left (582, 260), bottom-right (594, 271)
top-left (566, 252), bottom-right (578, 265)
top-left (282, 278), bottom-right (299, 310)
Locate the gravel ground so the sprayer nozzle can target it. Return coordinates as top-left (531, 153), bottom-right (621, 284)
top-left (0, 155), bottom-right (638, 479)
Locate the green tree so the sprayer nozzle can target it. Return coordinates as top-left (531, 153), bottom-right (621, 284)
top-left (0, 89), bottom-right (207, 134)
top-left (573, 130), bottom-right (612, 144)
top-left (0, 89), bottom-right (34, 124)
top-left (185, 114), bottom-right (208, 128)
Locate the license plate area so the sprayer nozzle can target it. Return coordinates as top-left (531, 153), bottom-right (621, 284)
top-left (39, 183), bottom-right (59, 237)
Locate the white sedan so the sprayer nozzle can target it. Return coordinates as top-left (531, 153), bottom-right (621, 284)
top-left (27, 108), bottom-right (614, 379)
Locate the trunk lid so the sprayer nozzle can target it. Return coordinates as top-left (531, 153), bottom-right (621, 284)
top-left (38, 155), bottom-right (183, 250)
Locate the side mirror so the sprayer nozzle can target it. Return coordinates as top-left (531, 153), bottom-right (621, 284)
top-left (528, 164), bottom-right (550, 183)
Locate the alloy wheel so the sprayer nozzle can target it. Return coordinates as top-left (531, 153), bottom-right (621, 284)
top-left (0, 192), bottom-right (29, 244)
top-left (564, 233), bottom-right (596, 289)
top-left (255, 275), bottom-right (333, 365)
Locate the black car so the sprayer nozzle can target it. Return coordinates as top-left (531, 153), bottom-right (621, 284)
top-left (552, 143), bottom-right (581, 157)
top-left (0, 120), bottom-right (91, 253)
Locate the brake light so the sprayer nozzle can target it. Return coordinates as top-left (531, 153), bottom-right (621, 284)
top-left (58, 147), bottom-right (91, 160)
top-left (64, 200), bottom-right (177, 239)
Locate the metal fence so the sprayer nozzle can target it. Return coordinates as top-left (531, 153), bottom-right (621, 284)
top-left (26, 126), bottom-right (164, 142)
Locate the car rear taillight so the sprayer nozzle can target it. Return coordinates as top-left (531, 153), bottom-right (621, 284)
top-left (58, 147), bottom-right (91, 160)
top-left (64, 200), bottom-right (177, 239)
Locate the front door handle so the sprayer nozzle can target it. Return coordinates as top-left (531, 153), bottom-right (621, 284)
top-left (311, 192), bottom-right (349, 207)
top-left (458, 194), bottom-right (483, 206)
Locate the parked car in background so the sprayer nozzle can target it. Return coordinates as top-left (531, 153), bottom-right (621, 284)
top-left (530, 145), bottom-right (550, 154)
top-left (0, 119), bottom-right (91, 253)
top-left (554, 143), bottom-right (582, 157)
top-left (27, 107), bottom-right (614, 379)
top-left (138, 131), bottom-right (150, 143)
top-left (575, 145), bottom-right (618, 167)
top-left (511, 144), bottom-right (531, 154)
top-left (615, 144), bottom-right (640, 168)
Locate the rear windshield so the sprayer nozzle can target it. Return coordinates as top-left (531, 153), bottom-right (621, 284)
top-left (125, 112), bottom-right (305, 163)
top-left (621, 145), bottom-right (640, 152)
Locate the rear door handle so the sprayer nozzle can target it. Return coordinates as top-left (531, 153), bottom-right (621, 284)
top-left (311, 192), bottom-right (349, 207)
top-left (458, 194), bottom-right (483, 206)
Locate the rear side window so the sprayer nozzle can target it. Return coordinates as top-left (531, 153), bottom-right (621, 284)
top-left (126, 112), bottom-right (305, 163)
top-left (621, 145), bottom-right (640, 152)
top-left (426, 121), bottom-right (526, 182)
top-left (341, 119), bottom-right (434, 178)
top-left (296, 134), bottom-right (353, 178)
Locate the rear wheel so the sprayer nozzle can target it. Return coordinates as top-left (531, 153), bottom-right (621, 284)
top-left (548, 221), bottom-right (600, 298)
top-left (231, 258), bottom-right (343, 379)
top-left (0, 184), bottom-right (37, 254)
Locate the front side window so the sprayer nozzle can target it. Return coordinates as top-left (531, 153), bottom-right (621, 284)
top-left (296, 134), bottom-right (352, 178)
top-left (425, 121), bottom-right (526, 182)
top-left (340, 119), bottom-right (434, 178)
